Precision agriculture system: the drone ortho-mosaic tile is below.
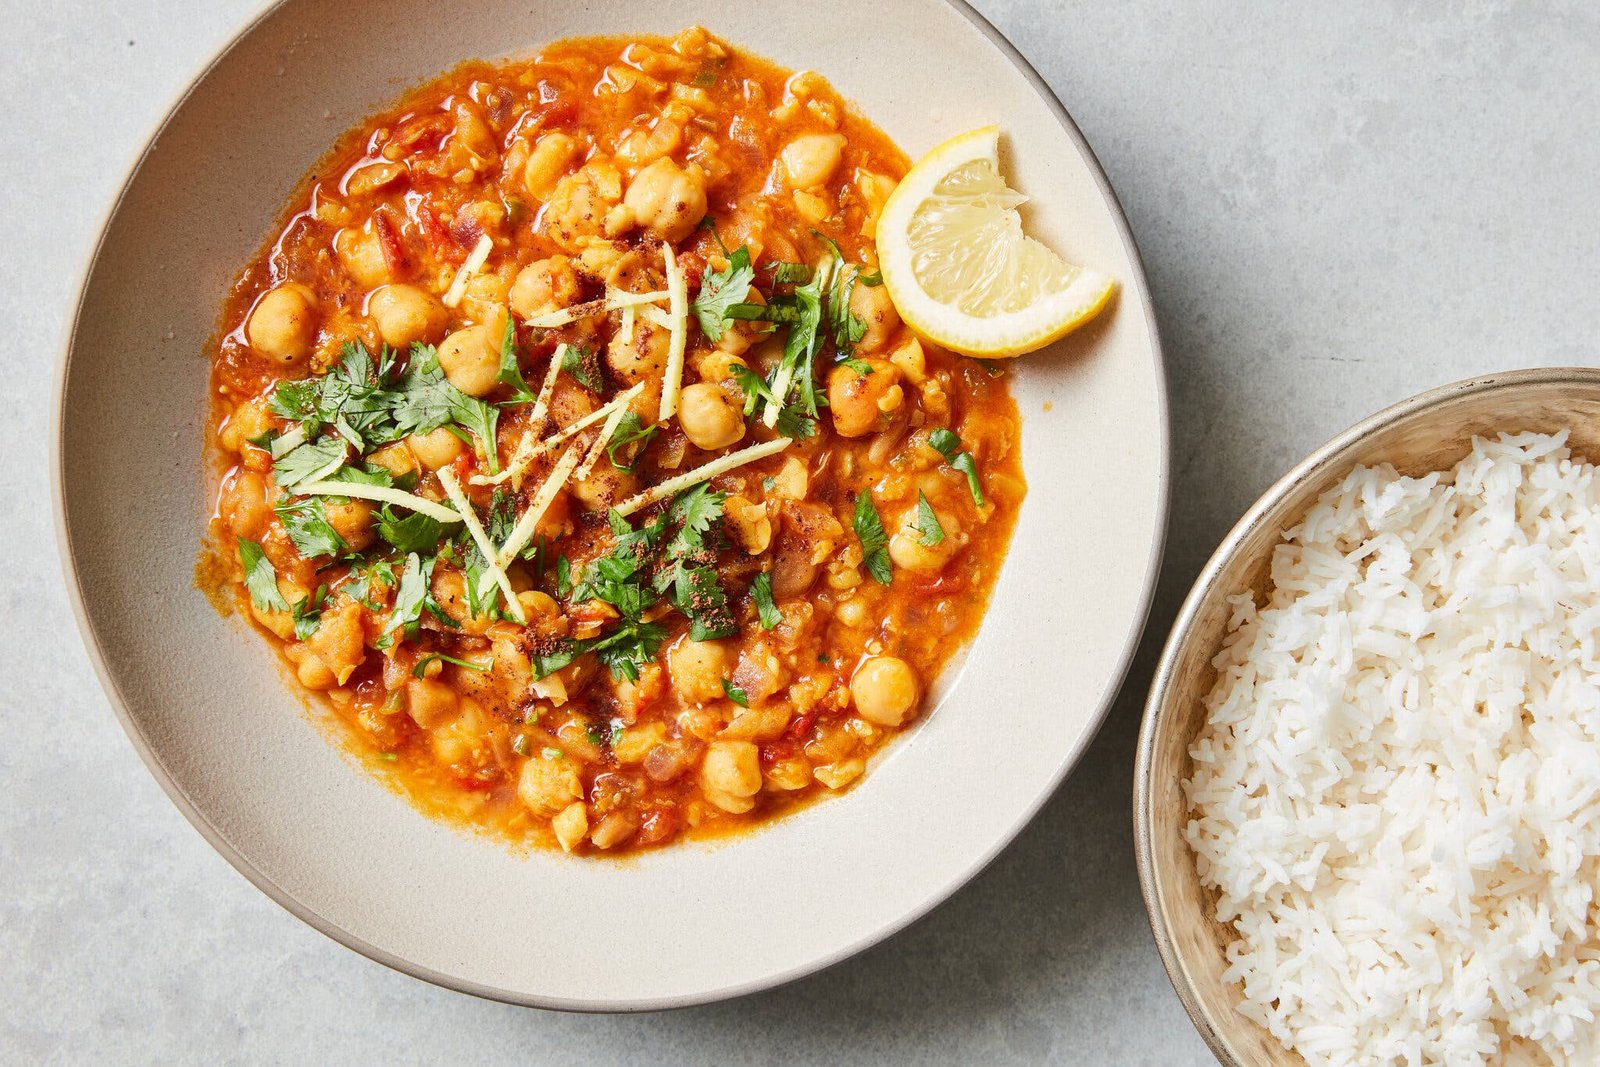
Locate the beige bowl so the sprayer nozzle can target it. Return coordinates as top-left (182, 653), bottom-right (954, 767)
top-left (1133, 367), bottom-right (1600, 1065)
top-left (53, 0), bottom-right (1168, 1009)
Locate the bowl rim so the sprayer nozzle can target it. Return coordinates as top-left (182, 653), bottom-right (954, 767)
top-left (1132, 365), bottom-right (1600, 1064)
top-left (52, 0), bottom-right (1171, 1012)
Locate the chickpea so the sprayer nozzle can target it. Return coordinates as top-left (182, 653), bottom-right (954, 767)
top-left (779, 133), bottom-right (846, 189)
top-left (406, 677), bottom-right (460, 730)
top-left (827, 358), bottom-right (903, 437)
top-left (677, 382), bottom-right (745, 451)
top-left (335, 224), bottom-right (391, 287)
top-left (849, 279), bottom-right (900, 352)
top-left (889, 505), bottom-right (962, 572)
top-left (551, 802), bottom-right (589, 853)
top-left (367, 284), bottom-right (447, 350)
top-left (323, 498), bottom-right (376, 553)
top-left (245, 284), bottom-right (318, 365)
top-left (367, 442), bottom-right (418, 479)
top-left (572, 462), bottom-right (638, 512)
top-left (220, 397), bottom-right (272, 453)
top-left (306, 598), bottom-right (365, 684)
top-left (667, 637), bottom-right (735, 704)
top-left (850, 655), bottom-right (920, 727)
top-left (605, 321), bottom-right (671, 383)
top-left (436, 323), bottom-right (500, 397)
top-left (517, 755), bottom-right (583, 817)
top-left (430, 567), bottom-right (493, 636)
top-left (701, 740), bottom-right (761, 798)
top-left (222, 470), bottom-right (270, 540)
top-left (407, 427), bottom-right (465, 470)
top-left (297, 655), bottom-right (337, 690)
top-left (508, 256), bottom-right (581, 320)
top-left (523, 132), bottom-right (581, 200)
top-left (622, 157), bottom-right (707, 243)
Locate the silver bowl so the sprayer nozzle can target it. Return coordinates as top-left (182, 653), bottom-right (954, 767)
top-left (1133, 367), bottom-right (1600, 1065)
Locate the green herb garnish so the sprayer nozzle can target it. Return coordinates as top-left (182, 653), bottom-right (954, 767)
top-left (749, 572), bottom-right (781, 629)
top-left (853, 490), bottom-right (892, 585)
top-left (560, 344), bottom-right (602, 392)
top-left (237, 537), bottom-right (290, 614)
top-left (606, 410), bottom-right (658, 471)
top-left (927, 428), bottom-right (984, 506)
top-left (721, 678), bottom-right (750, 707)
top-left (412, 652), bottom-right (491, 679)
top-left (913, 491), bottom-right (945, 547)
top-left (690, 246), bottom-right (754, 341)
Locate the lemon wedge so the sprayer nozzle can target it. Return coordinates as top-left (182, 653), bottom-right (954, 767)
top-left (875, 126), bottom-right (1114, 358)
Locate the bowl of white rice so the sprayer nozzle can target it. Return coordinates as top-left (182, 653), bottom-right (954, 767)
top-left (1136, 368), bottom-right (1600, 1067)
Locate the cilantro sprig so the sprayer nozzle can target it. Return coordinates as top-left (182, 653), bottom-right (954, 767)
top-left (538, 485), bottom-right (741, 682)
top-left (853, 491), bottom-right (892, 585)
top-left (690, 246), bottom-right (754, 341)
top-left (749, 572), bottom-right (782, 629)
top-left (238, 537), bottom-right (290, 614)
top-left (913, 491), bottom-right (946, 547)
top-left (928, 428), bottom-right (985, 506)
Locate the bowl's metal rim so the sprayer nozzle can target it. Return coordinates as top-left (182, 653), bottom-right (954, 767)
top-left (50, 0), bottom-right (1172, 1014)
top-left (1132, 365), bottom-right (1600, 1065)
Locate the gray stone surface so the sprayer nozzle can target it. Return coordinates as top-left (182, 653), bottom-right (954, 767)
top-left (3, 1), bottom-right (1596, 1063)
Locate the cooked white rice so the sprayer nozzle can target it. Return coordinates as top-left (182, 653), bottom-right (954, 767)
top-left (1185, 431), bottom-right (1600, 1067)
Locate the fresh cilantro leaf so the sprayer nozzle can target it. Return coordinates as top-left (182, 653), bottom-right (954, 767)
top-left (531, 639), bottom-right (580, 679)
top-left (268, 378), bottom-right (322, 424)
top-left (782, 252), bottom-right (830, 417)
top-left (770, 262), bottom-right (811, 286)
top-left (496, 316), bottom-right (535, 402)
top-left (839, 357), bottom-right (873, 375)
top-left (721, 678), bottom-right (749, 707)
top-left (913, 491), bottom-right (946, 546)
top-left (274, 496), bottom-right (348, 558)
top-left (237, 537), bottom-right (290, 614)
top-left (379, 553), bottom-right (435, 645)
top-left (390, 345), bottom-right (500, 471)
top-left (377, 505), bottom-right (455, 554)
top-left (448, 391), bottom-right (500, 474)
top-left (588, 618), bottom-right (669, 682)
top-left (606, 410), bottom-right (658, 471)
top-left (853, 490), bottom-right (892, 585)
top-left (730, 364), bottom-right (817, 439)
top-left (672, 564), bottom-right (737, 640)
top-left (460, 490), bottom-right (517, 618)
top-left (344, 557), bottom-right (396, 611)
top-left (272, 437), bottom-right (347, 488)
top-left (669, 483), bottom-right (726, 545)
top-left (389, 345), bottom-right (457, 437)
top-left (560, 344), bottom-right (602, 392)
top-left (555, 555), bottom-right (572, 599)
top-left (291, 585), bottom-right (328, 640)
top-left (690, 246), bottom-right (754, 341)
top-left (928, 428), bottom-right (985, 506)
top-left (412, 652), bottom-right (491, 679)
top-left (749, 571), bottom-right (781, 629)
top-left (319, 343), bottom-right (401, 449)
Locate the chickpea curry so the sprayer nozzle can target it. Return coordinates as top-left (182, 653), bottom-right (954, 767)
top-left (205, 28), bottom-right (1024, 854)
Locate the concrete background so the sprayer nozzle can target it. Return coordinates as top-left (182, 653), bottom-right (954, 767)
top-left (4, 1), bottom-right (1596, 1063)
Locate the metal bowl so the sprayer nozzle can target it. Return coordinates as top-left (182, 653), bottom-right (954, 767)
top-left (1133, 367), bottom-right (1600, 1065)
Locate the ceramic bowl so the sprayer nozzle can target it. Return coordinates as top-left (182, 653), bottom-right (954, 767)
top-left (1134, 368), bottom-right (1600, 1064)
top-left (55, 0), bottom-right (1167, 1008)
